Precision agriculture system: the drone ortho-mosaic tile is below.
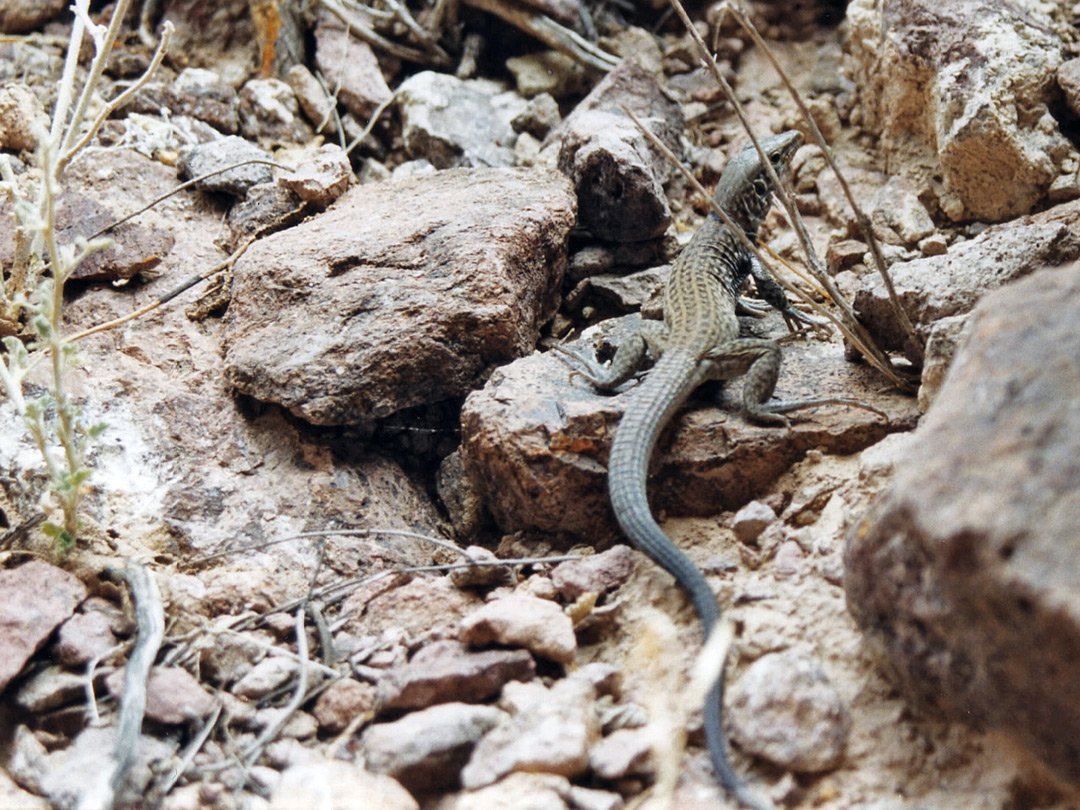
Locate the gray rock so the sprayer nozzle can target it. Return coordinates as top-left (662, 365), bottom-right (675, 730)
top-left (361, 702), bottom-right (506, 792)
top-left (550, 546), bottom-right (635, 600)
top-left (376, 639), bottom-right (536, 711)
top-left (0, 560), bottom-right (86, 693)
top-left (1058, 57), bottom-right (1080, 118)
top-left (132, 68), bottom-right (240, 134)
top-left (223, 167), bottom-right (576, 425)
top-left (431, 772), bottom-right (574, 810)
top-left (397, 72), bottom-right (525, 169)
top-left (732, 500), bottom-right (778, 545)
top-left (506, 51), bottom-right (589, 100)
top-left (845, 261), bottom-right (1080, 787)
top-left (224, 181), bottom-right (305, 247)
top-left (510, 93), bottom-right (562, 138)
top-left (232, 657), bottom-right (298, 699)
top-left (14, 666), bottom-right (85, 713)
top-left (461, 678), bottom-right (599, 788)
top-left (448, 546), bottom-right (513, 589)
top-left (728, 649), bottom-right (851, 772)
top-left (557, 59), bottom-right (682, 242)
top-left (845, 0), bottom-right (1070, 221)
top-left (286, 64), bottom-right (336, 136)
top-left (177, 135), bottom-right (275, 196)
top-left (239, 78), bottom-right (313, 145)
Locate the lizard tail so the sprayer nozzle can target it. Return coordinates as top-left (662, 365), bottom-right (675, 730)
top-left (606, 351), bottom-right (770, 810)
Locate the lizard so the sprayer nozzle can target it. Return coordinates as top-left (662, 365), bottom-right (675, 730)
top-left (555, 129), bottom-right (882, 810)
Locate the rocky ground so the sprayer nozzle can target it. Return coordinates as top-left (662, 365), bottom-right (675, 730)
top-left (0, 1), bottom-right (1079, 809)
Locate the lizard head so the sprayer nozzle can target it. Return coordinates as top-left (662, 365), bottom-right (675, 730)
top-left (712, 129), bottom-right (803, 236)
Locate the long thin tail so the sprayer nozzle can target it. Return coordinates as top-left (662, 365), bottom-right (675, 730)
top-left (607, 352), bottom-right (769, 810)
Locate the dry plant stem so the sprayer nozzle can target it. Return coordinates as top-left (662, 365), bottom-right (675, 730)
top-left (154, 704), bottom-right (221, 799)
top-left (64, 236), bottom-right (258, 343)
top-left (461, 0), bottom-right (619, 72)
top-left (319, 0), bottom-right (452, 66)
top-left (241, 607), bottom-right (309, 769)
top-left (107, 562), bottom-right (165, 808)
top-left (723, 1), bottom-right (924, 365)
top-left (664, 0), bottom-right (910, 389)
top-left (62, 22), bottom-right (174, 168)
top-left (86, 160), bottom-right (291, 241)
top-left (345, 89), bottom-right (399, 156)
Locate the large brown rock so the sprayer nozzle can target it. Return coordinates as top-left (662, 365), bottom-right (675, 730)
top-left (845, 261), bottom-right (1080, 786)
top-left (223, 167), bottom-right (576, 425)
top-left (459, 313), bottom-right (916, 538)
top-left (845, 0), bottom-right (1072, 222)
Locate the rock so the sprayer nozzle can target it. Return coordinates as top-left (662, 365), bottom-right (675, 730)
top-left (460, 592), bottom-right (576, 664)
top-left (568, 786), bottom-right (625, 810)
top-left (587, 727), bottom-right (653, 779)
top-left (232, 657), bottom-right (298, 699)
top-left (431, 772), bottom-right (575, 810)
top-left (287, 64), bottom-right (336, 136)
top-left (376, 639), bottom-right (535, 711)
top-left (239, 78), bottom-right (313, 145)
top-left (853, 199), bottom-right (1080, 365)
top-left (459, 314), bottom-right (917, 538)
top-left (254, 707), bottom-right (318, 740)
top-left (448, 546), bottom-right (513, 589)
top-left (224, 181), bottom-right (304, 247)
top-left (0, 0), bottom-right (65, 33)
top-left (340, 576), bottom-right (484, 641)
top-left (361, 702), bottom-right (506, 792)
top-left (728, 649), bottom-right (850, 772)
top-left (824, 239), bottom-right (867, 274)
top-left (556, 59), bottom-right (682, 242)
top-left (0, 560), bottom-right (86, 693)
top-left (312, 678), bottom-right (377, 733)
top-left (223, 167), bottom-right (576, 425)
top-left (8, 725), bottom-right (177, 809)
top-left (280, 144), bottom-right (351, 206)
top-left (772, 540), bottom-right (807, 579)
top-left (1059, 58), bottom-right (1080, 118)
top-left (313, 8), bottom-right (394, 121)
top-left (54, 606), bottom-right (120, 666)
top-left (549, 546), bottom-right (635, 601)
top-left (461, 678), bottom-right (599, 788)
top-left (198, 629), bottom-right (265, 686)
top-left (397, 72), bottom-right (525, 169)
top-left (269, 761), bottom-right (418, 810)
top-left (506, 51), bottom-right (589, 100)
top-left (177, 135), bottom-right (275, 196)
top-left (845, 261), bottom-right (1080, 786)
top-left (105, 665), bottom-right (218, 725)
top-left (133, 68), bottom-right (240, 134)
top-left (845, 0), bottom-right (1069, 221)
top-left (570, 266), bottom-right (670, 312)
top-left (14, 666), bottom-right (85, 712)
top-left (0, 770), bottom-right (47, 810)
top-left (731, 500), bottom-right (778, 545)
top-left (0, 83), bottom-right (47, 151)
top-left (510, 93), bottom-right (562, 139)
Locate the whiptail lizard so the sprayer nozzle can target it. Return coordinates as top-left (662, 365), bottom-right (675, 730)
top-left (556, 130), bottom-right (881, 809)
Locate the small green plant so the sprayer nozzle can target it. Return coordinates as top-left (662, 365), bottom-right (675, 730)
top-left (0, 0), bottom-right (169, 548)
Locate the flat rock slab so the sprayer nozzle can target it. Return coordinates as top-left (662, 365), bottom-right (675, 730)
top-left (460, 315), bottom-right (917, 538)
top-left (224, 167), bottom-right (576, 425)
top-left (845, 261), bottom-right (1080, 786)
top-left (0, 561), bottom-right (86, 693)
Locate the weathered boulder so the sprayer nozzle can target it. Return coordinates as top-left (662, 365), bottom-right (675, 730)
top-left (844, 0), bottom-right (1074, 221)
top-left (845, 261), bottom-right (1080, 786)
top-left (223, 167), bottom-right (576, 425)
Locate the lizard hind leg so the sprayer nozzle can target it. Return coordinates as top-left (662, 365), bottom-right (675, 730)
top-left (552, 320), bottom-right (668, 392)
